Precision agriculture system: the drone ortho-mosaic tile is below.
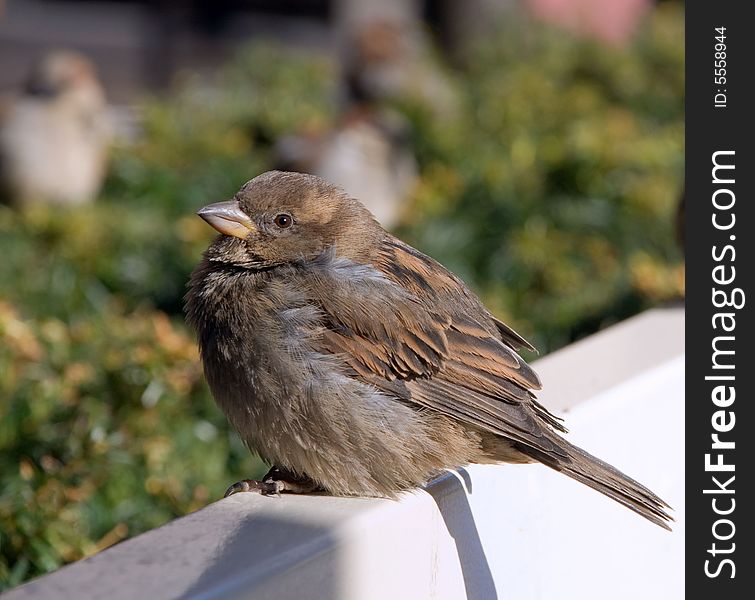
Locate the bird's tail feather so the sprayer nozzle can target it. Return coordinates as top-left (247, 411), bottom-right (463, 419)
top-left (515, 434), bottom-right (673, 530)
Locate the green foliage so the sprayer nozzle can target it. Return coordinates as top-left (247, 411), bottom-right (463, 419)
top-left (0, 300), bottom-right (258, 588)
top-left (0, 6), bottom-right (683, 589)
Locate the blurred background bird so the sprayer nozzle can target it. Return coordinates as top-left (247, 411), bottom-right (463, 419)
top-left (0, 49), bottom-right (110, 207)
top-left (342, 17), bottom-right (460, 120)
top-left (273, 106), bottom-right (417, 229)
top-left (271, 12), bottom-right (459, 229)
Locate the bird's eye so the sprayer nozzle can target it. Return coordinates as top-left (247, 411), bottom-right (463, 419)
top-left (273, 213), bottom-right (293, 229)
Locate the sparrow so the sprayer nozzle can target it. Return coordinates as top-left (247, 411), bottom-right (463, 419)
top-left (185, 170), bottom-right (672, 529)
top-left (0, 50), bottom-right (110, 206)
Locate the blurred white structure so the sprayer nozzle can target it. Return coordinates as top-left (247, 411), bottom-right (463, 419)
top-left (2, 308), bottom-right (683, 600)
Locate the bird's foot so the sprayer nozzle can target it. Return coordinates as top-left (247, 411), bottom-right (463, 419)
top-left (224, 466), bottom-right (321, 498)
top-left (224, 479), bottom-right (282, 497)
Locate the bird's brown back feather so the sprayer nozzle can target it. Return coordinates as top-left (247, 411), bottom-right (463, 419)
top-left (312, 235), bottom-right (672, 528)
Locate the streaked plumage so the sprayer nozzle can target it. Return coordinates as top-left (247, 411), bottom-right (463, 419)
top-left (185, 170), bottom-right (672, 529)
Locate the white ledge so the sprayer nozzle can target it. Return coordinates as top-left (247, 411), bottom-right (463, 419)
top-left (3, 307), bottom-right (684, 600)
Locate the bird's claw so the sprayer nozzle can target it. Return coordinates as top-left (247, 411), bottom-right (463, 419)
top-left (224, 479), bottom-right (282, 498)
top-left (223, 467), bottom-right (320, 498)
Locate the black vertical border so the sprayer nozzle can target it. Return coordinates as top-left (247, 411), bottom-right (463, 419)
top-left (686, 1), bottom-right (753, 595)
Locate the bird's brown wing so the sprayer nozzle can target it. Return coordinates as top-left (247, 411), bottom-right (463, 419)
top-left (306, 239), bottom-right (567, 457)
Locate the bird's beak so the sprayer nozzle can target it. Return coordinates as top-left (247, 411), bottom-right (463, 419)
top-left (196, 201), bottom-right (256, 240)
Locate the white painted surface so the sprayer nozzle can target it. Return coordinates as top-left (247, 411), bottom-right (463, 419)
top-left (459, 355), bottom-right (684, 599)
top-left (2, 308), bottom-right (684, 600)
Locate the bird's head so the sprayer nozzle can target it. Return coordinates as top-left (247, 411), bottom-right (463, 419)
top-left (197, 171), bottom-right (383, 269)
